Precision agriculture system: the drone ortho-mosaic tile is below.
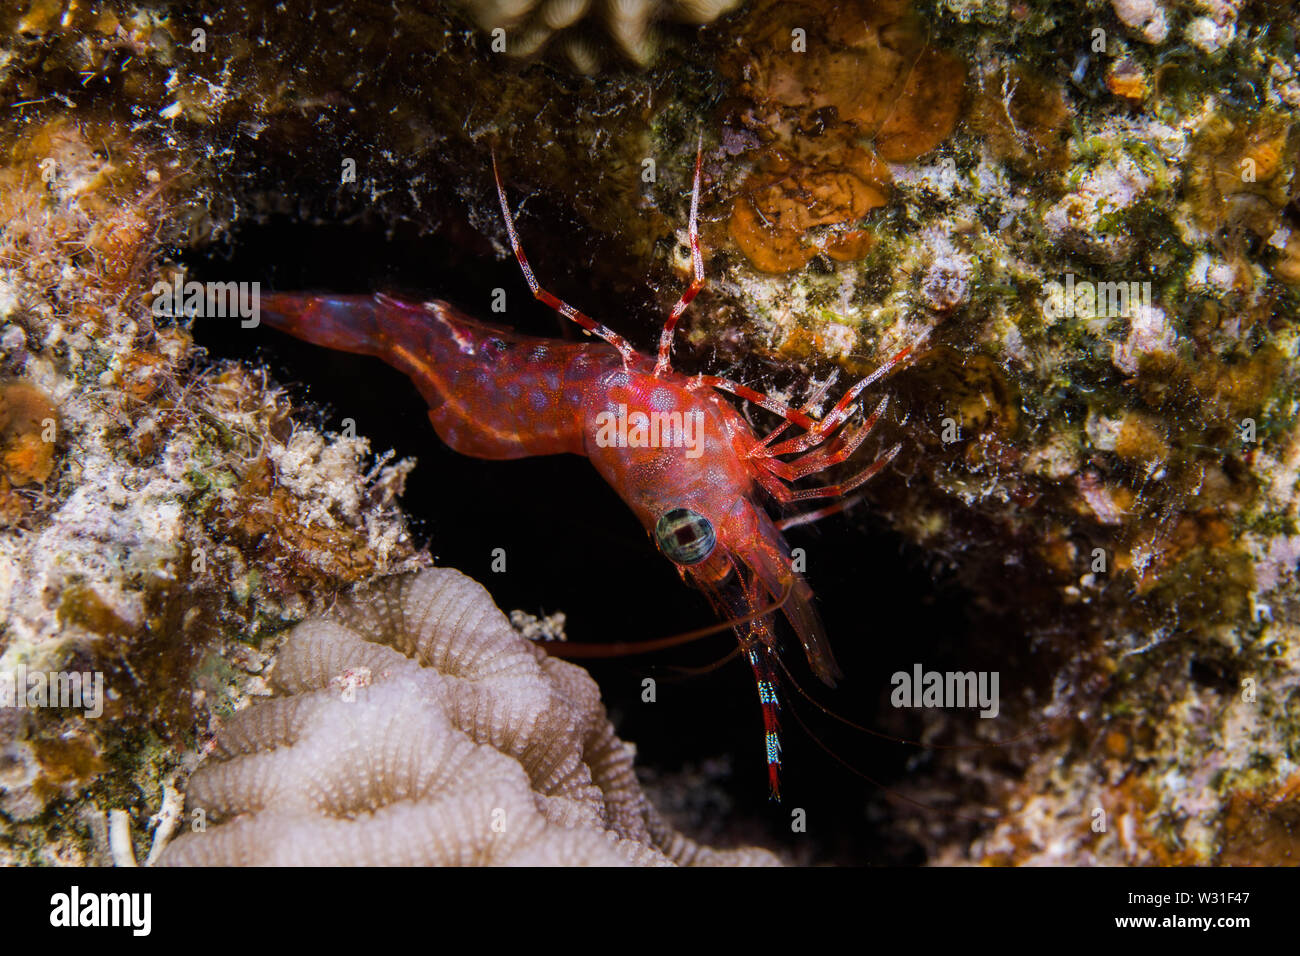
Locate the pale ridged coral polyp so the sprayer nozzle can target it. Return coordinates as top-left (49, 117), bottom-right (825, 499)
top-left (159, 568), bottom-right (778, 866)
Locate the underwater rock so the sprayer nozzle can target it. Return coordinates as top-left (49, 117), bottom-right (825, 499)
top-left (1043, 155), bottom-right (1155, 262)
top-left (720, 0), bottom-right (964, 273)
top-left (1105, 58), bottom-right (1150, 105)
top-left (2, 0), bottom-right (1300, 868)
top-left (967, 64), bottom-right (1070, 175)
top-left (0, 380), bottom-right (58, 525)
top-left (727, 143), bottom-right (890, 273)
top-left (1111, 0), bottom-right (1170, 45)
top-left (0, 106), bottom-right (423, 863)
top-left (159, 568), bottom-right (779, 866)
top-left (1185, 113), bottom-right (1297, 248)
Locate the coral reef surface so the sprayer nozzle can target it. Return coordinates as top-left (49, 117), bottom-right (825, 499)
top-left (2, 0), bottom-right (1300, 868)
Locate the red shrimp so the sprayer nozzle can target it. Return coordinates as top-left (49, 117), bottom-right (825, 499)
top-left (256, 149), bottom-right (924, 798)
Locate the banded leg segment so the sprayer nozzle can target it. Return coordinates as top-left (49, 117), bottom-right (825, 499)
top-left (755, 338), bottom-right (926, 455)
top-left (692, 374), bottom-right (819, 431)
top-left (775, 495), bottom-right (866, 532)
top-left (765, 444), bottom-right (902, 503)
top-left (491, 155), bottom-right (638, 363)
top-left (764, 396), bottom-right (890, 476)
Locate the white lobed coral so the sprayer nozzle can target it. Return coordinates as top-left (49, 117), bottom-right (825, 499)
top-left (158, 567), bottom-right (778, 866)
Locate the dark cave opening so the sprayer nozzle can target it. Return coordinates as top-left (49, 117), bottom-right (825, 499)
top-left (180, 196), bottom-right (1014, 864)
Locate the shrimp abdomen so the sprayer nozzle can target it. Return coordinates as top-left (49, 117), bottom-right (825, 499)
top-left (259, 292), bottom-right (595, 460)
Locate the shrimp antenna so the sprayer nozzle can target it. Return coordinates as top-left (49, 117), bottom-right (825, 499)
top-left (780, 697), bottom-right (996, 824)
top-left (770, 652), bottom-right (1049, 751)
top-left (489, 149), bottom-right (640, 363)
top-left (654, 647), bottom-right (743, 679)
top-left (537, 578), bottom-right (791, 660)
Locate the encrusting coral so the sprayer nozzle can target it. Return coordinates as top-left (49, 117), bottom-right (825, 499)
top-left (159, 567), bottom-right (778, 866)
top-left (721, 0), bottom-right (964, 273)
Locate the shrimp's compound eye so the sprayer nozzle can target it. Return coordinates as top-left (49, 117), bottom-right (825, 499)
top-left (655, 507), bottom-right (716, 565)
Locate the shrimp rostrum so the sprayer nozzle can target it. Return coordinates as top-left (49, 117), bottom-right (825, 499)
top-left (258, 149), bottom-right (923, 798)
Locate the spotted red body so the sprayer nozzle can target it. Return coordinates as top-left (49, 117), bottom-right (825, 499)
top-left (257, 148), bottom-right (923, 798)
